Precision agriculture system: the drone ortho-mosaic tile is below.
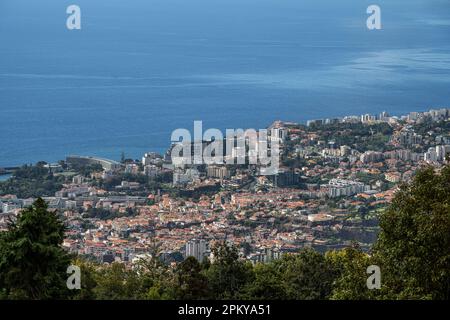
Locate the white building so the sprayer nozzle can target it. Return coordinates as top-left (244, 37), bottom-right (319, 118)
top-left (173, 167), bottom-right (200, 186)
top-left (424, 145), bottom-right (450, 163)
top-left (324, 179), bottom-right (369, 198)
top-left (185, 239), bottom-right (208, 262)
top-left (142, 152), bottom-right (163, 166)
top-left (360, 151), bottom-right (383, 163)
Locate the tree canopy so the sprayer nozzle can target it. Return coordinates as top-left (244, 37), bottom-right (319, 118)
top-left (0, 198), bottom-right (71, 299)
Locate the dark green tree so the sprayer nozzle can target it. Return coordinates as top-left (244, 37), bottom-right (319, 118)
top-left (0, 198), bottom-right (71, 299)
top-left (206, 242), bottom-right (254, 299)
top-left (70, 258), bottom-right (98, 300)
top-left (326, 246), bottom-right (376, 300)
top-left (278, 248), bottom-right (336, 300)
top-left (175, 256), bottom-right (209, 299)
top-left (132, 242), bottom-right (177, 300)
top-left (93, 262), bottom-right (144, 300)
top-left (241, 262), bottom-right (287, 299)
top-left (374, 165), bottom-right (450, 300)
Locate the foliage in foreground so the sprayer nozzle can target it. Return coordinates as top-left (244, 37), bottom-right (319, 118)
top-left (0, 165), bottom-right (449, 300)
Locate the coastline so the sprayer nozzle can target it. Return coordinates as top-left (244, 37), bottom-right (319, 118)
top-left (0, 106), bottom-right (443, 169)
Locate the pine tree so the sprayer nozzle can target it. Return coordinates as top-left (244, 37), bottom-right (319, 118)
top-left (0, 198), bottom-right (72, 299)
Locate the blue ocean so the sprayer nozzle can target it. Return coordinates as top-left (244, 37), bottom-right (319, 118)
top-left (1, 0), bottom-right (450, 167)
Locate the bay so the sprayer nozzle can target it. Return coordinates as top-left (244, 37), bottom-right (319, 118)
top-left (0, 0), bottom-right (449, 166)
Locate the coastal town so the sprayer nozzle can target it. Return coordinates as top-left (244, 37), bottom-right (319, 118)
top-left (1, 107), bottom-right (449, 266)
